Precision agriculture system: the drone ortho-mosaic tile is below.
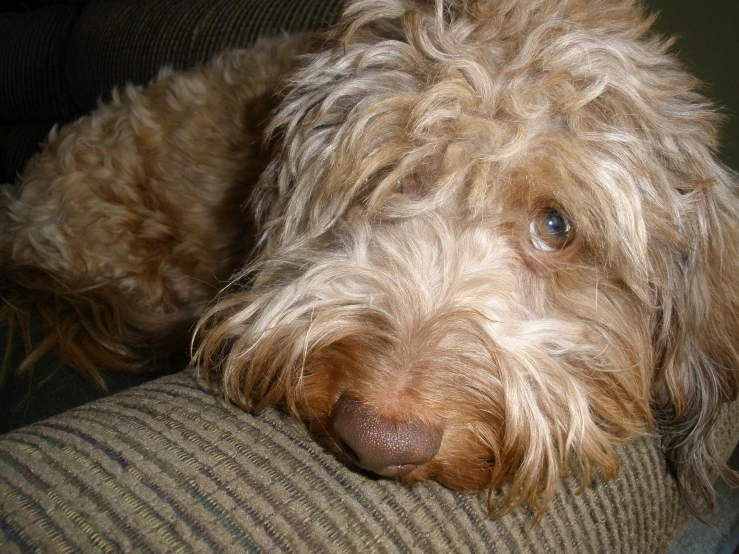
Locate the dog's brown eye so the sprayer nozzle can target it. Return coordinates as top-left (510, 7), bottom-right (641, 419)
top-left (395, 174), bottom-right (422, 195)
top-left (530, 208), bottom-right (575, 252)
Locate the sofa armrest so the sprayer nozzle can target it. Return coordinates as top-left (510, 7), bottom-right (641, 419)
top-left (1, 369), bottom-right (737, 552)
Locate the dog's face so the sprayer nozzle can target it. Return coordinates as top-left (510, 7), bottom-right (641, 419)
top-left (198, 0), bottom-right (738, 517)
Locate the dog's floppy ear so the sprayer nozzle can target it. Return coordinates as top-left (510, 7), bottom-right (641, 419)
top-left (652, 164), bottom-right (739, 517)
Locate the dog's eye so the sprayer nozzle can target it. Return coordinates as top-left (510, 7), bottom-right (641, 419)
top-left (394, 174), bottom-right (422, 196)
top-left (529, 208), bottom-right (575, 252)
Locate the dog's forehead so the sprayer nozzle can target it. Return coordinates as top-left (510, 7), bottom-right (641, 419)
top-left (346, 0), bottom-right (657, 88)
top-left (269, 0), bottom-right (719, 272)
top-left (340, 2), bottom-right (709, 201)
top-left (331, 1), bottom-right (679, 169)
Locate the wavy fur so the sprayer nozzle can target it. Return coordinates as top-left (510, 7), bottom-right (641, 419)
top-left (1, 0), bottom-right (736, 519)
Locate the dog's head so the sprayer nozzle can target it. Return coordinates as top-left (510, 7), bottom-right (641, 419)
top-left (197, 0), bottom-right (738, 517)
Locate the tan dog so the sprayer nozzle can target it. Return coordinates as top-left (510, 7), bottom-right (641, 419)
top-left (2, 0), bottom-right (737, 519)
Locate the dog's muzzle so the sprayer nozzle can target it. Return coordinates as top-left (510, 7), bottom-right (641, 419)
top-left (331, 395), bottom-right (443, 477)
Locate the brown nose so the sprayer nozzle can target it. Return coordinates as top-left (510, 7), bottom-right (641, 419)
top-left (331, 396), bottom-right (442, 477)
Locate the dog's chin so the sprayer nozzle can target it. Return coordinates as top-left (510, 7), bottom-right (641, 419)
top-left (333, 448), bottom-right (494, 492)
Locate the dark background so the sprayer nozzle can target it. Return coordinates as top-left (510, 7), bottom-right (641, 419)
top-left (646, 0), bottom-right (738, 170)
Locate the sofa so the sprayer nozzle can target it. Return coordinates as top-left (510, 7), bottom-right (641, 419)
top-left (1, 1), bottom-right (737, 552)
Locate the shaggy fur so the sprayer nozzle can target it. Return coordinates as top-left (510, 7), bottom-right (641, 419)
top-left (1, 0), bottom-right (737, 519)
top-left (1, 36), bottom-right (308, 384)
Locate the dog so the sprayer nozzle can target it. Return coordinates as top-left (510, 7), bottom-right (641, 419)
top-left (1, 0), bottom-right (737, 520)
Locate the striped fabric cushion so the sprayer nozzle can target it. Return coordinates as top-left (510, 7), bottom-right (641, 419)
top-left (1, 369), bottom-right (736, 552)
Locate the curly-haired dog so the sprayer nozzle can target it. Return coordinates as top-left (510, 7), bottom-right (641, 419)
top-left (1, 0), bottom-right (737, 519)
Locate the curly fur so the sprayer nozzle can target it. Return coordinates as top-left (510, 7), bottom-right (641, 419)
top-left (1, 0), bottom-right (737, 519)
top-left (1, 37), bottom-right (307, 384)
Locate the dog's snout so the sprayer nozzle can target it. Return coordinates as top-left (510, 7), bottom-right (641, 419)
top-left (331, 396), bottom-right (442, 477)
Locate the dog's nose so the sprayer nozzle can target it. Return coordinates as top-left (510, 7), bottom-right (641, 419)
top-left (331, 395), bottom-right (442, 477)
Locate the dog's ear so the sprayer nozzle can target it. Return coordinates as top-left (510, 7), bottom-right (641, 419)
top-left (651, 164), bottom-right (739, 517)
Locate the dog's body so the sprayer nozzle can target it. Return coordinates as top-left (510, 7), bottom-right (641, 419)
top-left (1, 36), bottom-right (310, 382)
top-left (1, 0), bottom-right (737, 519)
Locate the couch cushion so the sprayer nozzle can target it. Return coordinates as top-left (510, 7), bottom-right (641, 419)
top-left (1, 369), bottom-right (736, 552)
top-left (65, 0), bottom-right (345, 112)
top-left (0, 6), bottom-right (80, 124)
top-left (0, 123), bottom-right (52, 182)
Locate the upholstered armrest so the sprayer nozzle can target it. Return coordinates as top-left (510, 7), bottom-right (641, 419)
top-left (1, 369), bottom-right (736, 552)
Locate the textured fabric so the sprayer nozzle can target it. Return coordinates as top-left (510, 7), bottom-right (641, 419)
top-left (65, 0), bottom-right (345, 112)
top-left (0, 6), bottom-right (81, 124)
top-left (1, 369), bottom-right (737, 553)
top-left (0, 124), bottom-right (53, 183)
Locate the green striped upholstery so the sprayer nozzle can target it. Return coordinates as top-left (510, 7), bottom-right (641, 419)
top-left (1, 369), bottom-right (737, 552)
